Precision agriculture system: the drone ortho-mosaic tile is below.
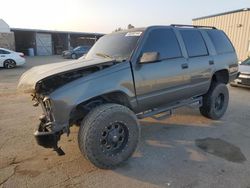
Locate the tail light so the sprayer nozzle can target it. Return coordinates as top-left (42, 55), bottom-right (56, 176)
top-left (19, 53), bottom-right (24, 58)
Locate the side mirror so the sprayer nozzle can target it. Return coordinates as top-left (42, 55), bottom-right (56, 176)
top-left (139, 52), bottom-right (159, 64)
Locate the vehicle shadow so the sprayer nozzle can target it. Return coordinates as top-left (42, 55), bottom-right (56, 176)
top-left (230, 85), bottom-right (250, 91)
top-left (113, 111), bottom-right (220, 187)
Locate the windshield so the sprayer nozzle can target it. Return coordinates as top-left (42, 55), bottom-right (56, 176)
top-left (85, 31), bottom-right (142, 61)
top-left (241, 57), bottom-right (250, 65)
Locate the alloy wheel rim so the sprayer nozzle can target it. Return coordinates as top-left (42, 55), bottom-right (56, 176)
top-left (6, 60), bottom-right (15, 68)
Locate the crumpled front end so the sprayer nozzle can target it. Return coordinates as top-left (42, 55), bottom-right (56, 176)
top-left (32, 94), bottom-right (67, 155)
top-left (17, 58), bottom-right (117, 155)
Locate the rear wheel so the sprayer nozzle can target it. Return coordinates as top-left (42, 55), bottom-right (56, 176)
top-left (200, 83), bottom-right (229, 120)
top-left (4, 59), bottom-right (16, 69)
top-left (78, 103), bottom-right (140, 169)
top-left (71, 53), bottom-right (77, 59)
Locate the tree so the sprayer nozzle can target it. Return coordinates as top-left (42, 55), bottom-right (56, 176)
top-left (114, 27), bottom-right (123, 32)
top-left (127, 24), bottom-right (135, 29)
top-left (113, 24), bottom-right (135, 32)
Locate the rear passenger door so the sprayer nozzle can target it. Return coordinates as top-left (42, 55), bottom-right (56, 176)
top-left (206, 29), bottom-right (237, 73)
top-left (179, 29), bottom-right (214, 97)
top-left (133, 27), bottom-right (190, 110)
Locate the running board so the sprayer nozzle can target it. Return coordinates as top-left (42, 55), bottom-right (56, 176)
top-left (136, 96), bottom-right (203, 120)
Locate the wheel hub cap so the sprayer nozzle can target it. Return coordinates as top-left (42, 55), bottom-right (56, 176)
top-left (100, 122), bottom-right (128, 155)
top-left (112, 135), bottom-right (119, 142)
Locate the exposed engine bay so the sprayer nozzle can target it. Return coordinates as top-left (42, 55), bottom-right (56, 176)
top-left (35, 61), bottom-right (117, 94)
top-left (17, 58), bottom-right (118, 94)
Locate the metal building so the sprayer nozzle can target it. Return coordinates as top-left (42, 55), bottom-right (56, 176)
top-left (0, 19), bottom-right (15, 50)
top-left (11, 28), bottom-right (104, 56)
top-left (193, 8), bottom-right (250, 61)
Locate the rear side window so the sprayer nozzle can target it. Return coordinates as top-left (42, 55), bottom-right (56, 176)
top-left (142, 28), bottom-right (182, 59)
top-left (206, 30), bottom-right (234, 54)
top-left (180, 30), bottom-right (208, 57)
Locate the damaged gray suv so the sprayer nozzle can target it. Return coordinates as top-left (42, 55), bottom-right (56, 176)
top-left (18, 25), bottom-right (239, 169)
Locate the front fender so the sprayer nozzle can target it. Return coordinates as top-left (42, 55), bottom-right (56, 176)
top-left (49, 62), bottom-right (136, 128)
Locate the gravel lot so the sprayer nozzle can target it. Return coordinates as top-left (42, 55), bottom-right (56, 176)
top-left (0, 56), bottom-right (250, 188)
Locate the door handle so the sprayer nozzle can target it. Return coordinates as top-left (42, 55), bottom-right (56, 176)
top-left (0, 55), bottom-right (5, 57)
top-left (209, 60), bottom-right (214, 65)
top-left (181, 63), bottom-right (189, 69)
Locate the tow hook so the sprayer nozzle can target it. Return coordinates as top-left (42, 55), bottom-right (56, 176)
top-left (53, 145), bottom-right (65, 156)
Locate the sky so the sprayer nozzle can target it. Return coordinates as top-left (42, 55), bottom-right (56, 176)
top-left (1, 0), bottom-right (250, 33)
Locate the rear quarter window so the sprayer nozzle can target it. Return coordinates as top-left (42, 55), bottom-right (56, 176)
top-left (180, 30), bottom-right (208, 57)
top-left (206, 30), bottom-right (235, 54)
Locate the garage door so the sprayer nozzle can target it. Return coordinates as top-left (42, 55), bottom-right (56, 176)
top-left (36, 33), bottom-right (52, 56)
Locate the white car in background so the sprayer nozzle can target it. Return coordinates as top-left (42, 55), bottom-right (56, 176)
top-left (0, 48), bottom-right (26, 69)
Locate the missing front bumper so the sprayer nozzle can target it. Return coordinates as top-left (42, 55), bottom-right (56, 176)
top-left (34, 122), bottom-right (65, 156)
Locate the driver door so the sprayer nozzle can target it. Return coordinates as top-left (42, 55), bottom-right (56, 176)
top-left (133, 27), bottom-right (190, 111)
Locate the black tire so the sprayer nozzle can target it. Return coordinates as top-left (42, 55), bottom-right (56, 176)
top-left (78, 103), bottom-right (140, 169)
top-left (200, 83), bottom-right (229, 120)
top-left (4, 59), bottom-right (16, 69)
top-left (71, 53), bottom-right (77, 59)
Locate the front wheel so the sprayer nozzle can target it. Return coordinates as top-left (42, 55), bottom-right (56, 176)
top-left (78, 103), bottom-right (140, 169)
top-left (200, 83), bottom-right (229, 120)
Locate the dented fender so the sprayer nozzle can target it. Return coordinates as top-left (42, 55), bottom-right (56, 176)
top-left (48, 62), bottom-right (136, 130)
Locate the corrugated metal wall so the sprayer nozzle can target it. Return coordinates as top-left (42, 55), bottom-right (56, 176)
top-left (193, 10), bottom-right (250, 61)
top-left (36, 33), bottom-right (52, 56)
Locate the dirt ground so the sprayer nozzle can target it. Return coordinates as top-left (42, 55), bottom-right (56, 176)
top-left (0, 56), bottom-right (250, 188)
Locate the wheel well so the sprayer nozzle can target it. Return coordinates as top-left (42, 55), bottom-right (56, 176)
top-left (4, 59), bottom-right (16, 64)
top-left (69, 91), bottom-right (132, 125)
top-left (212, 70), bottom-right (229, 85)
top-left (101, 92), bottom-right (132, 108)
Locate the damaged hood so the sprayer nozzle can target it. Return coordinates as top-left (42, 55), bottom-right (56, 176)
top-left (17, 58), bottom-right (114, 93)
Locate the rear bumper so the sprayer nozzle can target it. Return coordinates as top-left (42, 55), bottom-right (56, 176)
top-left (230, 78), bottom-right (250, 88)
top-left (229, 71), bottom-right (240, 82)
top-left (17, 58), bottom-right (26, 66)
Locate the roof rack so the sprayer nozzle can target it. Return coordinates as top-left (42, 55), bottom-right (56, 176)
top-left (171, 24), bottom-right (217, 29)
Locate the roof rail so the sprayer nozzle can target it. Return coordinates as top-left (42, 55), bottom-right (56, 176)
top-left (171, 24), bottom-right (217, 29)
